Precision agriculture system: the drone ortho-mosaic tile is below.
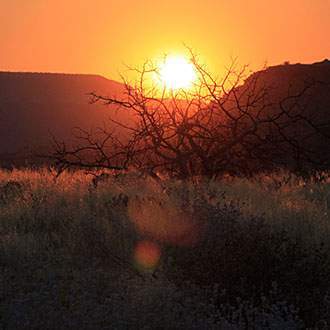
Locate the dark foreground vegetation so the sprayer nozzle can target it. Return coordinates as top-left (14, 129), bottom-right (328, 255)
top-left (1, 168), bottom-right (330, 329)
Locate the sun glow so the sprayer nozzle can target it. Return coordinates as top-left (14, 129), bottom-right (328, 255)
top-left (159, 55), bottom-right (197, 90)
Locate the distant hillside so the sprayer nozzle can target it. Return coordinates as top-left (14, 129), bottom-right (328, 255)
top-left (229, 59), bottom-right (330, 171)
top-left (0, 72), bottom-right (127, 166)
top-left (249, 59), bottom-right (330, 82)
top-left (0, 61), bottom-right (329, 169)
top-left (244, 59), bottom-right (330, 118)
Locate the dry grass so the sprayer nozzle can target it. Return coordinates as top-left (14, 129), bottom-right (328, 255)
top-left (1, 168), bottom-right (330, 328)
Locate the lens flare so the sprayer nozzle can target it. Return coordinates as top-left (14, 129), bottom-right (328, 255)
top-left (128, 197), bottom-right (203, 247)
top-left (134, 240), bottom-right (161, 271)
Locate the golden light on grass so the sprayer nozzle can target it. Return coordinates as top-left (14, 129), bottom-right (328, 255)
top-left (159, 55), bottom-right (197, 90)
top-left (134, 240), bottom-right (161, 271)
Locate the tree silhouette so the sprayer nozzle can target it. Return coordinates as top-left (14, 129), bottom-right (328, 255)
top-left (50, 50), bottom-right (330, 179)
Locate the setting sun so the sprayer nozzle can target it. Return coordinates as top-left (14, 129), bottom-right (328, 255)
top-left (159, 55), bottom-right (197, 90)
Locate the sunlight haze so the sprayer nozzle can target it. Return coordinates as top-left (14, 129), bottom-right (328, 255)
top-left (1, 0), bottom-right (329, 80)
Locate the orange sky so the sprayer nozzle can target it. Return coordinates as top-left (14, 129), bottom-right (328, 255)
top-left (1, 0), bottom-right (329, 81)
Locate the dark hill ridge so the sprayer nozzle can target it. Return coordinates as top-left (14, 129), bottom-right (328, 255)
top-left (244, 59), bottom-right (330, 129)
top-left (263, 58), bottom-right (330, 77)
top-left (0, 71), bottom-right (123, 102)
top-left (229, 59), bottom-right (330, 170)
top-left (240, 59), bottom-right (329, 93)
top-left (245, 59), bottom-right (330, 96)
top-left (0, 72), bottom-right (128, 166)
top-left (0, 60), bottom-right (329, 168)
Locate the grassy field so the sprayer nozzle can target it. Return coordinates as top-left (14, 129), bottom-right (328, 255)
top-left (1, 168), bottom-right (330, 329)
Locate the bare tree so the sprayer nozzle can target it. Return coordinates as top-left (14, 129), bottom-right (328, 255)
top-left (49, 50), bottom-right (330, 179)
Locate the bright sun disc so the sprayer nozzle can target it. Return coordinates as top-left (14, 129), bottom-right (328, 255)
top-left (159, 55), bottom-right (196, 90)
